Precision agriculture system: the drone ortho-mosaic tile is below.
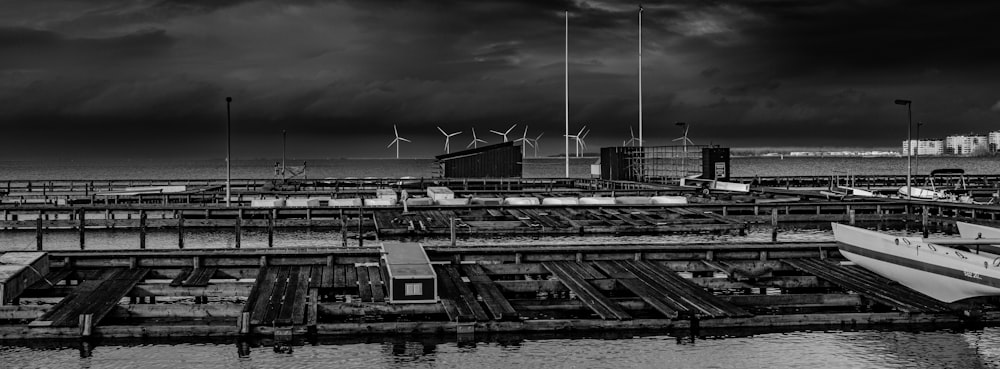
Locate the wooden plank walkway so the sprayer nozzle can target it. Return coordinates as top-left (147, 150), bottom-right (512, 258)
top-left (244, 266), bottom-right (311, 326)
top-left (434, 264), bottom-right (490, 322)
top-left (461, 264), bottom-right (519, 321)
top-left (356, 266), bottom-right (373, 302)
top-left (593, 261), bottom-right (679, 319)
top-left (367, 266), bottom-right (386, 303)
top-left (169, 267), bottom-right (217, 287)
top-left (542, 261), bottom-right (631, 320)
top-left (603, 260), bottom-right (750, 318)
top-left (782, 258), bottom-right (952, 313)
top-left (31, 268), bottom-right (149, 327)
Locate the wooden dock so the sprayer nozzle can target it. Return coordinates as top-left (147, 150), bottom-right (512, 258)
top-left (1, 239), bottom-right (997, 341)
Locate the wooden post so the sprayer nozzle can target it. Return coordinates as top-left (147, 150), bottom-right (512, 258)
top-left (770, 208), bottom-right (778, 242)
top-left (36, 214), bottom-right (43, 251)
top-left (357, 204), bottom-right (364, 247)
top-left (450, 217), bottom-right (457, 246)
top-left (922, 205), bottom-right (930, 238)
top-left (139, 210), bottom-right (147, 249)
top-left (79, 313), bottom-right (93, 337)
top-left (268, 209), bottom-right (275, 248)
top-left (78, 208), bottom-right (85, 250)
top-left (238, 311), bottom-right (251, 334)
top-left (340, 208), bottom-right (347, 247)
top-left (178, 211), bottom-right (185, 249)
top-left (235, 208), bottom-right (242, 249)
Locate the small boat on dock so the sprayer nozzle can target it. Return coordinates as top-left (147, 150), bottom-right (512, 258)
top-left (832, 222), bottom-right (1000, 302)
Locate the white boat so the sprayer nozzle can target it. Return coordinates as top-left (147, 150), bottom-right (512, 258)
top-left (957, 221), bottom-right (1000, 239)
top-left (896, 168), bottom-right (974, 203)
top-left (832, 222), bottom-right (1000, 302)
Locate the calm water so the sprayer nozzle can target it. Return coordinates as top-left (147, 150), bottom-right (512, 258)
top-left (3, 156), bottom-right (1000, 367)
top-left (0, 155), bottom-right (997, 180)
top-left (4, 329), bottom-right (1000, 369)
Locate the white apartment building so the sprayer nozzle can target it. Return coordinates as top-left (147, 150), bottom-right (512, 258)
top-left (945, 134), bottom-right (988, 155)
top-left (902, 139), bottom-right (945, 156)
top-left (989, 131), bottom-right (1000, 153)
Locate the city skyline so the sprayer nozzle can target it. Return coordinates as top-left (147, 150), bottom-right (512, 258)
top-left (2, 0), bottom-right (1000, 159)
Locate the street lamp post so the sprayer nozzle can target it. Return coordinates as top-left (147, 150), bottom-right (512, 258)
top-left (915, 121), bottom-right (923, 180)
top-left (894, 99), bottom-right (912, 200)
top-left (226, 97), bottom-right (232, 207)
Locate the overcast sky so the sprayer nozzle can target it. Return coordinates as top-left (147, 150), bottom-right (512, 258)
top-left (2, 0), bottom-right (999, 159)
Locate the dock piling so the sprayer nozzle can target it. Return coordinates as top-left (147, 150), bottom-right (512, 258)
top-left (771, 208), bottom-right (778, 242)
top-left (139, 210), bottom-right (147, 249)
top-left (450, 217), bottom-right (456, 246)
top-left (78, 208), bottom-right (85, 250)
top-left (35, 216), bottom-right (43, 251)
top-left (178, 211), bottom-right (184, 249)
top-left (235, 209), bottom-right (242, 249)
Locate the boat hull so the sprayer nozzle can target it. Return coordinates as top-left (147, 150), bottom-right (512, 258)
top-left (832, 223), bottom-right (1000, 302)
top-left (957, 221), bottom-right (1000, 239)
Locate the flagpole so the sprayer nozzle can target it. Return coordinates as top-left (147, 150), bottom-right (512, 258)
top-left (564, 10), bottom-right (570, 178)
top-left (638, 5), bottom-right (643, 148)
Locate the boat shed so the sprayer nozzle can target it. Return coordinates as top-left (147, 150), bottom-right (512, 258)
top-left (434, 142), bottom-right (522, 178)
top-left (381, 242), bottom-right (438, 304)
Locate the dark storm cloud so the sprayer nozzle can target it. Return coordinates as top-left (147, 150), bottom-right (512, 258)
top-left (1, 0), bottom-right (999, 159)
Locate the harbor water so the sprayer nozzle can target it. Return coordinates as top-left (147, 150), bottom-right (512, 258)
top-left (3, 156), bottom-right (1000, 368)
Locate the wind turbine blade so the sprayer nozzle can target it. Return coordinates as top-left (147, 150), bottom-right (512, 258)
top-left (535, 132), bottom-right (544, 140)
top-left (393, 125), bottom-right (399, 137)
top-left (437, 126), bottom-right (447, 136)
top-left (399, 137), bottom-right (411, 143)
top-left (504, 124), bottom-right (516, 135)
top-left (476, 138), bottom-right (486, 143)
top-left (467, 141), bottom-right (475, 148)
top-left (387, 139), bottom-right (397, 148)
top-left (490, 130), bottom-right (504, 135)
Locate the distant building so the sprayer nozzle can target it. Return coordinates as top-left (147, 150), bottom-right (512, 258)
top-left (902, 139), bottom-right (945, 156)
top-left (989, 131), bottom-right (1000, 153)
top-left (945, 134), bottom-right (988, 155)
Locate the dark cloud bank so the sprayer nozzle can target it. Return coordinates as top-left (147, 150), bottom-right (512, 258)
top-left (1, 0), bottom-right (999, 159)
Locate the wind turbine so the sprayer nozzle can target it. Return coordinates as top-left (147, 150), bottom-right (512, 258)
top-left (564, 126), bottom-right (587, 158)
top-left (387, 124), bottom-right (410, 159)
top-left (529, 132), bottom-right (544, 157)
top-left (673, 122), bottom-right (694, 178)
top-left (467, 127), bottom-right (487, 149)
top-left (437, 126), bottom-right (462, 154)
top-left (513, 126), bottom-right (533, 158)
top-left (490, 124), bottom-right (517, 142)
top-left (624, 126), bottom-right (641, 146)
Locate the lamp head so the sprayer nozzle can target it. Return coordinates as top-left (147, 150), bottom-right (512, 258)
top-left (894, 99), bottom-right (911, 105)
top-left (226, 97), bottom-right (232, 103)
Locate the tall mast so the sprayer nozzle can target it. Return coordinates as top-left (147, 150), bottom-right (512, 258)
top-left (638, 4), bottom-right (643, 147)
top-left (565, 10), bottom-right (570, 178)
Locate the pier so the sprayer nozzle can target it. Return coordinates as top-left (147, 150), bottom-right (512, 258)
top-left (1, 240), bottom-right (995, 341)
top-left (2, 176), bottom-right (1000, 342)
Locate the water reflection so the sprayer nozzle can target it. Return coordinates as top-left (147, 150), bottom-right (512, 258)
top-left (5, 329), bottom-right (1000, 368)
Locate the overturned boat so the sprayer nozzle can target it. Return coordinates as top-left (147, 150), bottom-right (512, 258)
top-left (832, 223), bottom-right (1000, 302)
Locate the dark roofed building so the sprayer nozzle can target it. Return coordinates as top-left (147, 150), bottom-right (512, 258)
top-left (434, 142), bottom-right (522, 178)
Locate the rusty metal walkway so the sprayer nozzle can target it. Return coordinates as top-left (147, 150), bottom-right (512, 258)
top-left (782, 258), bottom-right (952, 313)
top-left (595, 260), bottom-right (750, 319)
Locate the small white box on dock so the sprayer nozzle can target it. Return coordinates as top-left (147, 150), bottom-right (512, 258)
top-left (435, 198), bottom-right (470, 206)
top-left (426, 187), bottom-right (454, 201)
top-left (364, 198), bottom-right (395, 207)
top-left (405, 197), bottom-right (434, 206)
top-left (503, 197), bottom-right (540, 206)
top-left (0, 252), bottom-right (49, 306)
top-left (285, 198), bottom-right (321, 207)
top-left (251, 199), bottom-right (286, 208)
top-left (542, 197), bottom-right (580, 205)
top-left (376, 189), bottom-right (398, 203)
top-left (579, 197), bottom-right (616, 205)
top-left (328, 198), bottom-right (363, 207)
top-left (651, 196), bottom-right (687, 204)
